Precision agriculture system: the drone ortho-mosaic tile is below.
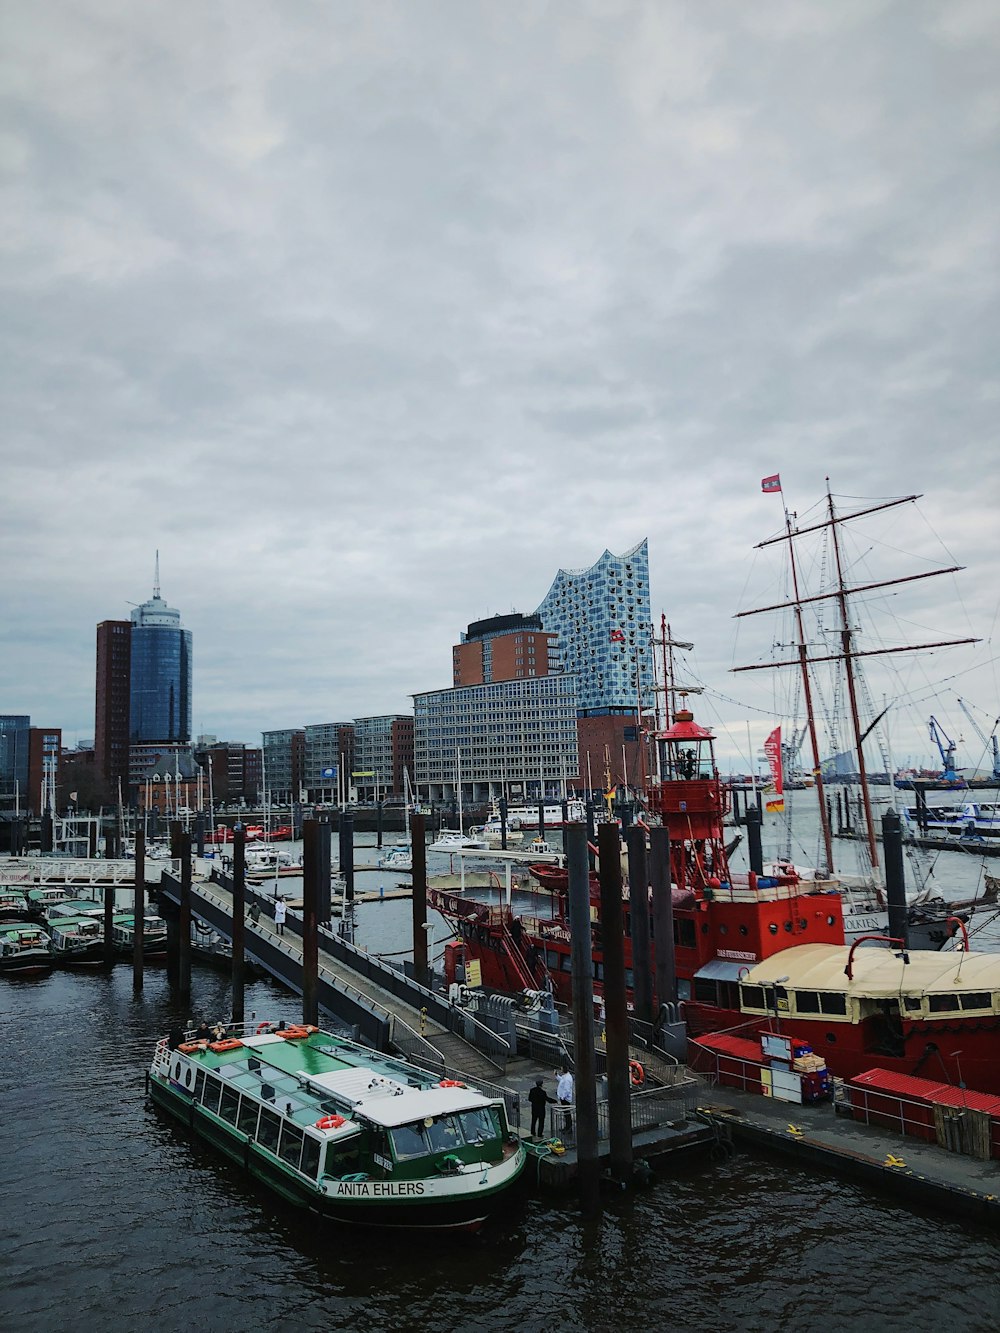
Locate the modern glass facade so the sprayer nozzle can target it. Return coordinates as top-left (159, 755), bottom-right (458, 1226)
top-left (0, 714), bottom-right (30, 806)
top-left (413, 675), bottom-right (579, 803)
top-left (129, 589), bottom-right (192, 745)
top-left (534, 539), bottom-right (653, 715)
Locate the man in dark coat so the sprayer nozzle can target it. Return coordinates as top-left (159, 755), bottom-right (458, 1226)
top-left (528, 1075), bottom-right (555, 1139)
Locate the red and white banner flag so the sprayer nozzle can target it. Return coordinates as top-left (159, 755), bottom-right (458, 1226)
top-left (761, 474), bottom-right (782, 493)
top-left (763, 727), bottom-right (784, 813)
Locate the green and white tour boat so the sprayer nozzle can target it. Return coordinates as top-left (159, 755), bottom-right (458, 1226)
top-left (0, 921), bottom-right (53, 975)
top-left (149, 1023), bottom-right (527, 1232)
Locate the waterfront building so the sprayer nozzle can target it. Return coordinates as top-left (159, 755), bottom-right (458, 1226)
top-left (129, 561), bottom-right (192, 753)
top-left (303, 722), bottom-right (355, 803)
top-left (352, 715), bottom-right (413, 802)
top-left (27, 727), bottom-right (61, 813)
top-left (135, 749), bottom-right (203, 816)
top-left (95, 619), bottom-right (131, 792)
top-left (0, 714), bottom-right (30, 811)
top-left (453, 614), bottom-right (559, 686)
top-left (534, 539), bottom-right (653, 716)
top-left (262, 729), bottom-right (305, 804)
top-left (194, 741), bottom-right (262, 808)
top-left (413, 674), bottom-right (579, 805)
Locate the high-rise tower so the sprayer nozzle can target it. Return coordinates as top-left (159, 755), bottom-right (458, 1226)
top-left (129, 555), bottom-right (192, 747)
top-left (95, 620), bottom-right (131, 790)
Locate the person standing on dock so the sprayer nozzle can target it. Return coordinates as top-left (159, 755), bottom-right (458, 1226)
top-left (557, 1067), bottom-right (574, 1133)
top-left (528, 1076), bottom-right (555, 1139)
top-left (274, 896), bottom-right (286, 936)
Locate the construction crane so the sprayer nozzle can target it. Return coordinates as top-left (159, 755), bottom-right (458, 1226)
top-left (956, 698), bottom-right (1000, 781)
top-left (928, 715), bottom-right (961, 783)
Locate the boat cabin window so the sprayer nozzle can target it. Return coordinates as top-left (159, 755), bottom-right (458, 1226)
top-left (201, 1075), bottom-right (223, 1115)
top-left (694, 978), bottom-right (720, 1004)
top-left (390, 1123), bottom-right (428, 1162)
top-left (791, 990), bottom-right (847, 1017)
top-left (258, 1108), bottom-right (282, 1151)
top-left (458, 1107), bottom-right (500, 1144)
top-left (278, 1124), bottom-right (304, 1168)
top-left (300, 1135), bottom-right (321, 1180)
top-left (219, 1087), bottom-right (241, 1125)
top-left (237, 1099), bottom-right (260, 1136)
top-left (928, 991), bottom-right (993, 1014)
top-left (741, 985), bottom-right (765, 1010)
top-left (674, 920), bottom-right (696, 950)
top-left (425, 1115), bottom-right (463, 1153)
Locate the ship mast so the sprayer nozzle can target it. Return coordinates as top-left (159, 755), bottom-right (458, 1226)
top-left (734, 487), bottom-right (979, 883)
top-left (783, 506), bottom-right (835, 875)
top-left (826, 480), bottom-right (879, 870)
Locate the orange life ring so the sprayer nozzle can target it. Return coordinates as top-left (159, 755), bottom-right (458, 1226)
top-left (438, 1079), bottom-right (466, 1088)
top-left (255, 1022), bottom-right (275, 1035)
top-left (209, 1038), bottom-right (243, 1053)
top-left (315, 1114), bottom-right (346, 1130)
top-left (629, 1060), bottom-right (646, 1088)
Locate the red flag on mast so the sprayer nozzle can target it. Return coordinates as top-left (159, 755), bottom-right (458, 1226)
top-left (761, 474), bottom-right (782, 493)
top-left (763, 727), bottom-right (784, 813)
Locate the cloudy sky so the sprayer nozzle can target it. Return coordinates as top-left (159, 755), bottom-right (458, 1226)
top-left (3, 0), bottom-right (999, 771)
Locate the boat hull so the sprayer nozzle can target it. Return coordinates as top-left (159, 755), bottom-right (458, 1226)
top-left (0, 953), bottom-right (54, 976)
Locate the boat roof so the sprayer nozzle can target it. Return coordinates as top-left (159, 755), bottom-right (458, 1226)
top-left (174, 1031), bottom-right (497, 1132)
top-left (743, 943), bottom-right (1000, 998)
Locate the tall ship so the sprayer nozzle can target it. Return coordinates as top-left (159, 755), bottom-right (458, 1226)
top-left (149, 1023), bottom-right (526, 1232)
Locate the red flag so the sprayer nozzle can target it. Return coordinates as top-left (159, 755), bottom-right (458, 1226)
top-left (761, 474), bottom-right (782, 493)
top-left (609, 629), bottom-right (625, 642)
top-left (763, 727), bottom-right (784, 812)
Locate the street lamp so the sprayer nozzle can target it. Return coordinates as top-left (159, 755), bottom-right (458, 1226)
top-left (772, 975), bottom-right (790, 1034)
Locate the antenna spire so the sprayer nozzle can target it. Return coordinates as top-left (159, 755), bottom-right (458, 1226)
top-left (154, 550), bottom-right (160, 598)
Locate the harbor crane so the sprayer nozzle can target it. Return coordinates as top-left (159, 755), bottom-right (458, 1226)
top-left (928, 715), bottom-right (961, 783)
top-left (956, 698), bottom-right (1000, 781)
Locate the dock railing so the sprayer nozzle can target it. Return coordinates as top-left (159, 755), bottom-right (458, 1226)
top-left (546, 1081), bottom-right (702, 1147)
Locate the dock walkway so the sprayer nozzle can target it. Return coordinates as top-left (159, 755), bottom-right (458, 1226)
top-left (698, 1084), bottom-right (1000, 1226)
top-left (157, 872), bottom-right (507, 1082)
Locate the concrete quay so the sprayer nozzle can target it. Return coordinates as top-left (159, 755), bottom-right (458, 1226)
top-left (698, 1084), bottom-right (1000, 1227)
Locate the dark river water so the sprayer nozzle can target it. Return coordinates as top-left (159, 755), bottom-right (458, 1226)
top-left (3, 962), bottom-right (1000, 1333)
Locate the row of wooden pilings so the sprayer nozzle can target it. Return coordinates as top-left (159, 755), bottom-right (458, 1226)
top-left (568, 822), bottom-right (678, 1210)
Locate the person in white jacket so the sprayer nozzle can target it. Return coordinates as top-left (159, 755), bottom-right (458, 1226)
top-left (274, 897), bottom-right (287, 936)
top-left (556, 1067), bottom-right (574, 1132)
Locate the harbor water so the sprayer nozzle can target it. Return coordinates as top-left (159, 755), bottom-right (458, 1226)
top-left (4, 814), bottom-right (1000, 1332)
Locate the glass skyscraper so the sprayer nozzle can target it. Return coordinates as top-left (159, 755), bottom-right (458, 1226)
top-left (129, 570), bottom-right (192, 746)
top-left (0, 714), bottom-right (30, 806)
top-left (534, 538), bottom-right (653, 715)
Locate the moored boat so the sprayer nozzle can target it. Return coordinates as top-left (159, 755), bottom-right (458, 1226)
top-left (0, 887), bottom-right (31, 921)
top-left (0, 921), bottom-right (53, 975)
top-left (429, 830), bottom-right (490, 853)
top-left (48, 914), bottom-right (106, 966)
top-left (376, 845), bottom-right (413, 872)
top-left (149, 1024), bottom-right (526, 1231)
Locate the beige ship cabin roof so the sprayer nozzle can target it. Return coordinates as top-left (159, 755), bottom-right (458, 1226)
top-left (743, 943), bottom-right (1000, 998)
